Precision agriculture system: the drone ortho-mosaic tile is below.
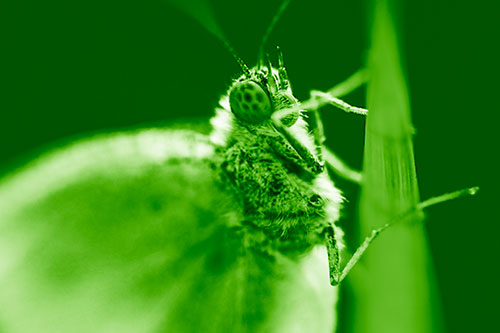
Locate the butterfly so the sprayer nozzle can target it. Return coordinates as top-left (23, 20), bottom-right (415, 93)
top-left (0, 1), bottom-right (477, 332)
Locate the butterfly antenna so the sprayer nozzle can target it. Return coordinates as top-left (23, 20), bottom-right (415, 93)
top-left (222, 40), bottom-right (251, 77)
top-left (168, 0), bottom-right (250, 76)
top-left (258, 0), bottom-right (292, 68)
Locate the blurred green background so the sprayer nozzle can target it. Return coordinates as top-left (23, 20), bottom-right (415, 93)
top-left (1, 0), bottom-right (498, 332)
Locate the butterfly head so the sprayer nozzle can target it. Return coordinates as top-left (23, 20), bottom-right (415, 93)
top-left (228, 48), bottom-right (300, 127)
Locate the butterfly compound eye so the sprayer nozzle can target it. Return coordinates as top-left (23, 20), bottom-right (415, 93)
top-left (229, 81), bottom-right (272, 124)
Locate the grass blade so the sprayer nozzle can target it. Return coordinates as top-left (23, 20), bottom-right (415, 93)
top-left (352, 0), bottom-right (443, 332)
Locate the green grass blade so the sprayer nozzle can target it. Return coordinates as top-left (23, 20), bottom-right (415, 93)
top-left (352, 0), bottom-right (443, 332)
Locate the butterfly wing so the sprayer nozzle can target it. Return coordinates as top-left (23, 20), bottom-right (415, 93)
top-left (0, 128), bottom-right (335, 332)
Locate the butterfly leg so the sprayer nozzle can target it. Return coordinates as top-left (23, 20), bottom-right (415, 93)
top-left (271, 68), bottom-right (368, 181)
top-left (310, 90), bottom-right (368, 116)
top-left (325, 221), bottom-right (392, 286)
top-left (271, 122), bottom-right (324, 176)
top-left (305, 100), bottom-right (363, 184)
top-left (272, 68), bottom-right (368, 122)
top-left (324, 225), bottom-right (341, 286)
top-left (307, 67), bottom-right (369, 115)
top-left (325, 67), bottom-right (368, 98)
top-left (322, 146), bottom-right (363, 184)
top-left (332, 187), bottom-right (478, 285)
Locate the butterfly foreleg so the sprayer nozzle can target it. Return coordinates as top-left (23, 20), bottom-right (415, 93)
top-left (270, 122), bottom-right (324, 176)
top-left (310, 90), bottom-right (368, 116)
top-left (324, 224), bottom-right (341, 286)
top-left (303, 94), bottom-right (364, 184)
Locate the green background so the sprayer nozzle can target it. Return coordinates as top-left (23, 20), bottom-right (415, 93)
top-left (1, 0), bottom-right (498, 331)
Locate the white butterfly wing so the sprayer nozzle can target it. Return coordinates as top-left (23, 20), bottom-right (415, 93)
top-left (0, 128), bottom-right (335, 332)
